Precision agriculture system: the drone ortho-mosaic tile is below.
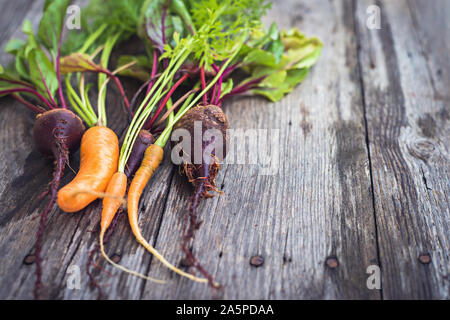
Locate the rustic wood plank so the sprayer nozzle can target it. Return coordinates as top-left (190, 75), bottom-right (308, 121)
top-left (138, 0), bottom-right (379, 300)
top-left (355, 0), bottom-right (449, 299)
top-left (1, 0), bottom-right (447, 300)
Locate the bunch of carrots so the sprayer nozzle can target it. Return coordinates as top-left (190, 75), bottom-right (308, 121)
top-left (0, 0), bottom-right (322, 299)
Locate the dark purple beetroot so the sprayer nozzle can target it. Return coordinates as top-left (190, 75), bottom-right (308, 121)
top-left (124, 129), bottom-right (155, 178)
top-left (171, 104), bottom-right (229, 287)
top-left (31, 108), bottom-right (84, 299)
top-left (33, 109), bottom-right (85, 156)
top-left (172, 104), bottom-right (229, 196)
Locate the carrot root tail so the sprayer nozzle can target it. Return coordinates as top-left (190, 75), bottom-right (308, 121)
top-left (99, 231), bottom-right (166, 284)
top-left (70, 190), bottom-right (127, 207)
top-left (86, 209), bottom-right (124, 301)
top-left (131, 226), bottom-right (211, 284)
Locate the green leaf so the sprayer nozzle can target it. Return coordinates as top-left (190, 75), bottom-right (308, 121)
top-left (170, 0), bottom-right (196, 33)
top-left (219, 78), bottom-right (233, 98)
top-left (60, 53), bottom-right (102, 73)
top-left (0, 68), bottom-right (31, 97)
top-left (116, 55), bottom-right (151, 81)
top-left (243, 48), bottom-right (277, 67)
top-left (37, 0), bottom-right (70, 58)
top-left (291, 45), bottom-right (322, 69)
top-left (138, 0), bottom-right (186, 52)
top-left (235, 25), bottom-right (322, 102)
top-left (28, 49), bottom-right (58, 99)
top-left (285, 68), bottom-right (310, 86)
top-left (259, 70), bottom-right (286, 88)
top-left (21, 20), bottom-right (40, 54)
top-left (250, 84), bottom-right (290, 102)
top-left (267, 38), bottom-right (283, 63)
top-left (268, 22), bottom-right (278, 40)
top-left (22, 20), bottom-right (34, 35)
top-left (251, 68), bottom-right (310, 102)
top-left (5, 39), bottom-right (25, 54)
top-left (280, 29), bottom-right (323, 69)
top-left (15, 56), bottom-right (30, 80)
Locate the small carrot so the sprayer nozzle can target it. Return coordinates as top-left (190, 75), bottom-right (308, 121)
top-left (127, 145), bottom-right (210, 284)
top-left (98, 171), bottom-right (165, 283)
top-left (57, 126), bottom-right (119, 212)
top-left (100, 172), bottom-right (127, 232)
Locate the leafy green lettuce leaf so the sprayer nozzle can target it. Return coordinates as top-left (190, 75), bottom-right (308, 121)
top-left (38, 0), bottom-right (70, 58)
top-left (241, 26), bottom-right (322, 102)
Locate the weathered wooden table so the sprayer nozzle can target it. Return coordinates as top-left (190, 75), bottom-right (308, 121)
top-left (0, 0), bottom-right (448, 300)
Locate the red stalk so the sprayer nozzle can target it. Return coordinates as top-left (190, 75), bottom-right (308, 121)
top-left (0, 87), bottom-right (54, 110)
top-left (215, 74), bottom-right (223, 105)
top-left (200, 66), bottom-right (207, 105)
top-left (0, 77), bottom-right (34, 88)
top-left (210, 82), bottom-right (217, 106)
top-left (213, 62), bottom-right (240, 79)
top-left (37, 65), bottom-right (58, 108)
top-left (12, 94), bottom-right (46, 113)
top-left (226, 76), bottom-right (266, 97)
top-left (146, 50), bottom-right (159, 95)
top-left (101, 70), bottom-right (130, 109)
top-left (146, 73), bottom-right (189, 129)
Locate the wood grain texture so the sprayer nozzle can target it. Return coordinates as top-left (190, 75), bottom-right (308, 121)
top-left (355, 0), bottom-right (449, 299)
top-left (0, 0), bottom-right (447, 300)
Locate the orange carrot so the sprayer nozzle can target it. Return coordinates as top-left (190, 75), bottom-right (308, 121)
top-left (57, 126), bottom-right (119, 212)
top-left (100, 172), bottom-right (127, 232)
top-left (98, 170), bottom-right (165, 283)
top-left (127, 144), bottom-right (211, 284)
top-left (127, 145), bottom-right (164, 215)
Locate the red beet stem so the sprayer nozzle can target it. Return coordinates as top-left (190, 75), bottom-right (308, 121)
top-left (146, 50), bottom-right (159, 95)
top-left (0, 77), bottom-right (34, 88)
top-left (225, 76), bottom-right (266, 97)
top-left (215, 75), bottom-right (223, 105)
top-left (0, 88), bottom-right (54, 110)
top-left (37, 64), bottom-right (58, 108)
top-left (210, 82), bottom-right (217, 106)
top-left (146, 73), bottom-right (189, 130)
top-left (161, 9), bottom-right (167, 47)
top-left (200, 66), bottom-right (207, 105)
top-left (100, 70), bottom-right (130, 109)
top-left (12, 94), bottom-right (46, 114)
top-left (213, 62), bottom-right (240, 79)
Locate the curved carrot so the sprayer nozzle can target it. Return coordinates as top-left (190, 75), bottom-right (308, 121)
top-left (98, 171), bottom-right (165, 284)
top-left (127, 145), bottom-right (164, 213)
top-left (57, 126), bottom-right (119, 212)
top-left (127, 144), bottom-right (210, 284)
top-left (101, 172), bottom-right (127, 232)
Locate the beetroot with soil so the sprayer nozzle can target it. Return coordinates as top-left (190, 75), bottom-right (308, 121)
top-left (171, 104), bottom-right (229, 286)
